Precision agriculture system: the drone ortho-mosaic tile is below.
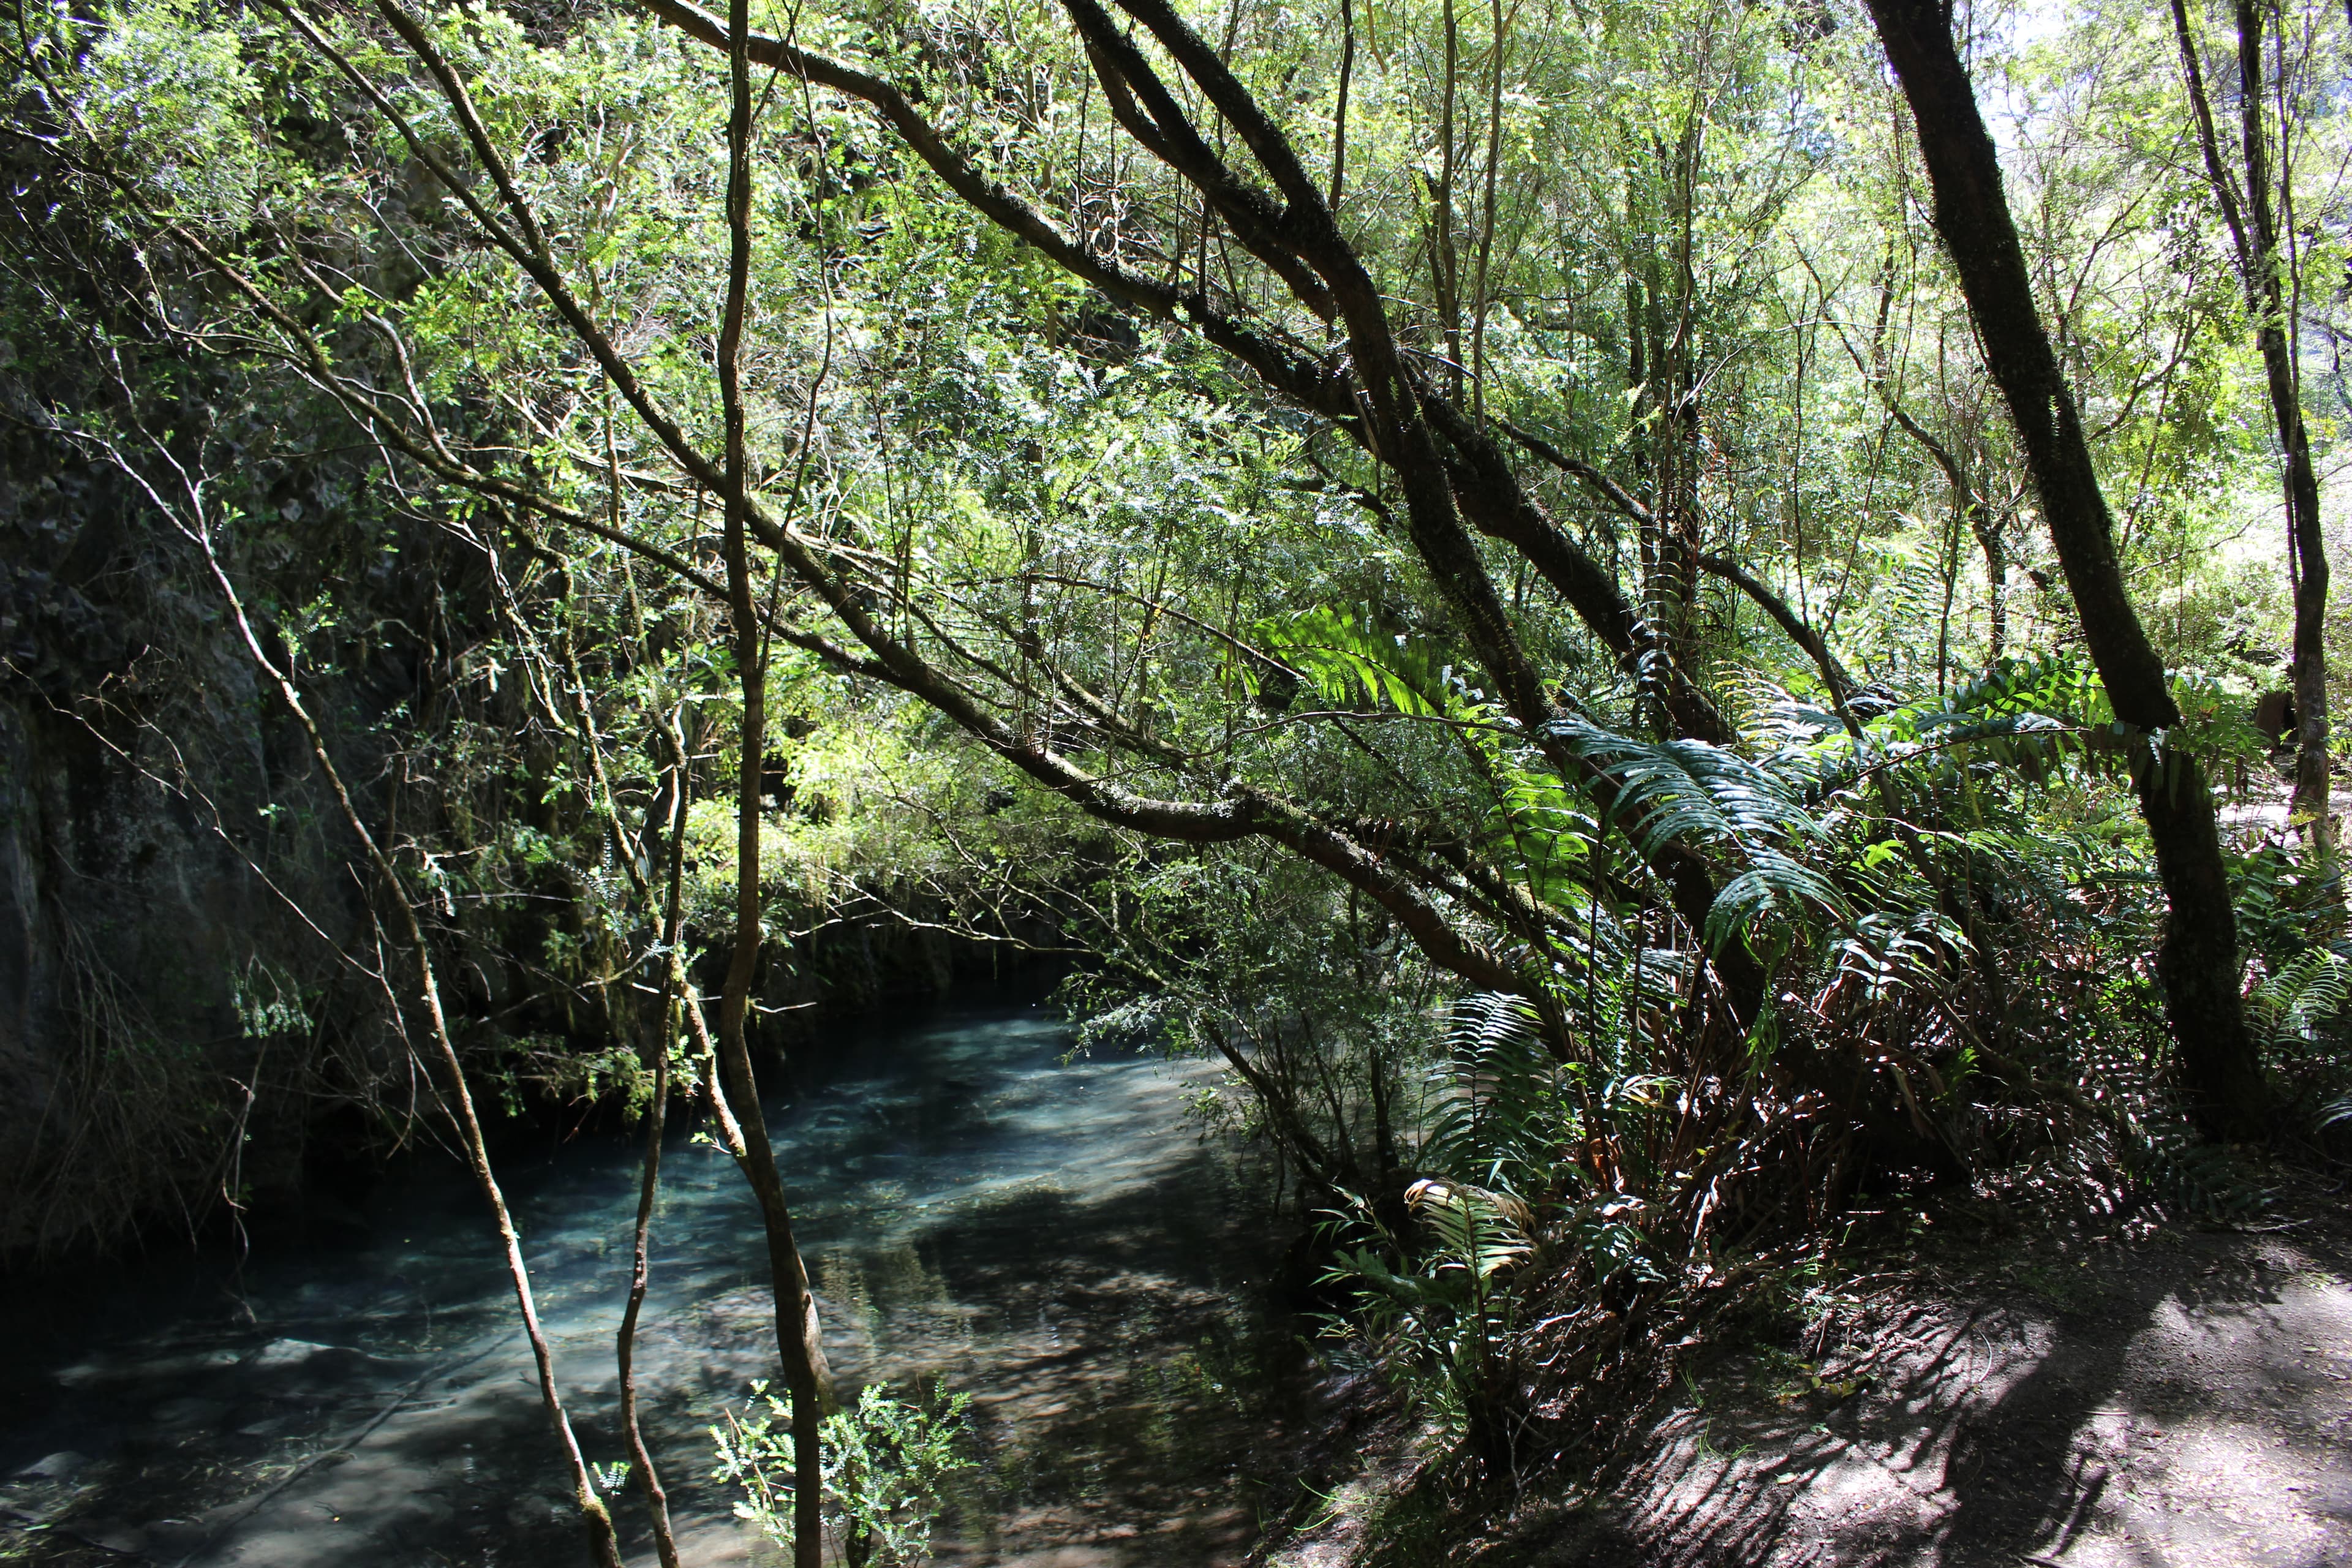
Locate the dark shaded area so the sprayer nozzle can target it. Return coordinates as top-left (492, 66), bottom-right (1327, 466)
top-left (0, 1001), bottom-right (1303, 1567)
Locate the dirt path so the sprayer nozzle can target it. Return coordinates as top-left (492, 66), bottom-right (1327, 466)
top-left (1270, 1205), bottom-right (2352, 1568)
top-left (1507, 1213), bottom-right (2352, 1567)
top-left (2215, 774), bottom-right (2352, 849)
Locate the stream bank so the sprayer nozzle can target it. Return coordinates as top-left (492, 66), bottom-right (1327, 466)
top-left (0, 1000), bottom-right (1310, 1566)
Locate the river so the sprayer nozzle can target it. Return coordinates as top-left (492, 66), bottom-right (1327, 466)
top-left (0, 1001), bottom-right (1296, 1566)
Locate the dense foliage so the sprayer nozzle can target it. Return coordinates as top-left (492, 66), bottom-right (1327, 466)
top-left (6, 0), bottom-right (2352, 1551)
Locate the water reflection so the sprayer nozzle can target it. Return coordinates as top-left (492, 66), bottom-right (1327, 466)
top-left (0, 1003), bottom-right (1292, 1566)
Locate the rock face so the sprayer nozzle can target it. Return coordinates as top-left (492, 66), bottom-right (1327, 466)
top-left (0, 446), bottom-right (396, 1257)
top-left (0, 443), bottom-right (1005, 1257)
top-left (0, 692), bottom-right (272, 1253)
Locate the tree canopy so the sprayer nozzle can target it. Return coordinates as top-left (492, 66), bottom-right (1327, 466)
top-left (6, 0), bottom-right (2352, 1547)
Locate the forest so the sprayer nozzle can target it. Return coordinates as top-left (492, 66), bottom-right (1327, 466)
top-left (1, 0), bottom-right (2350, 1559)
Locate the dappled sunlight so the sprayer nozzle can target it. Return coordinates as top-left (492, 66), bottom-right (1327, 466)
top-left (1518, 1235), bottom-right (2352, 1568)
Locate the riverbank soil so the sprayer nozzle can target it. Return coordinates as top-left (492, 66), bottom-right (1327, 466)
top-left (1272, 1186), bottom-right (2352, 1567)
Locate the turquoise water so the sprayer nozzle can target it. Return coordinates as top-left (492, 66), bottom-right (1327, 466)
top-left (0, 1003), bottom-right (1293, 1566)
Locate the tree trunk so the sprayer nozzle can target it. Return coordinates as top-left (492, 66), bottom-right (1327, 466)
top-left (2173, 0), bottom-right (2333, 854)
top-left (2281, 352), bottom-right (2334, 851)
top-left (1864, 0), bottom-right (2269, 1136)
top-left (1973, 504), bottom-right (2007, 666)
top-left (719, 4), bottom-right (834, 1558)
top-left (2233, 0), bottom-right (2334, 854)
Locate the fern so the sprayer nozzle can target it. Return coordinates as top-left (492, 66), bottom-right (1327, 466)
top-left (1258, 607), bottom-right (1608, 908)
top-left (1547, 716), bottom-right (1854, 955)
top-left (1404, 1177), bottom-right (1535, 1277)
top-left (1549, 718), bottom-right (1822, 851)
top-left (2248, 948), bottom-right (2352, 1048)
top-left (1254, 603), bottom-right (1463, 719)
top-left (1829, 908), bottom-right (1967, 1006)
top-left (2123, 1121), bottom-right (2271, 1221)
top-left (1419, 993), bottom-right (1575, 1200)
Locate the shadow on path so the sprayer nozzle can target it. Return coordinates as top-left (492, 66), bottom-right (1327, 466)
top-left (1455, 1224), bottom-right (2352, 1568)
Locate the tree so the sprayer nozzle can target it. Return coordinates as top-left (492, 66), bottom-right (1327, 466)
top-left (2171, 0), bottom-right (2334, 856)
top-left (10, 0), bottom-right (2343, 1521)
top-left (1863, 0), bottom-right (2270, 1135)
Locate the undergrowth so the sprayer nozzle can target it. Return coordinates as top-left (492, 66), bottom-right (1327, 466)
top-left (1188, 658), bottom-right (2352, 1557)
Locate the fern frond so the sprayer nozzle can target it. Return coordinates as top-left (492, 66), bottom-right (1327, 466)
top-left (1422, 993), bottom-right (1575, 1200)
top-left (2248, 947), bottom-right (2352, 1047)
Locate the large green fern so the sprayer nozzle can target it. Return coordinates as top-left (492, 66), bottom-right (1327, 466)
top-left (1419, 992), bottom-right (1576, 1201)
top-left (2248, 946), bottom-right (2352, 1049)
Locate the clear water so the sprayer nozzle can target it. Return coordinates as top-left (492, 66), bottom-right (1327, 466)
top-left (0, 1002), bottom-right (1295, 1566)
